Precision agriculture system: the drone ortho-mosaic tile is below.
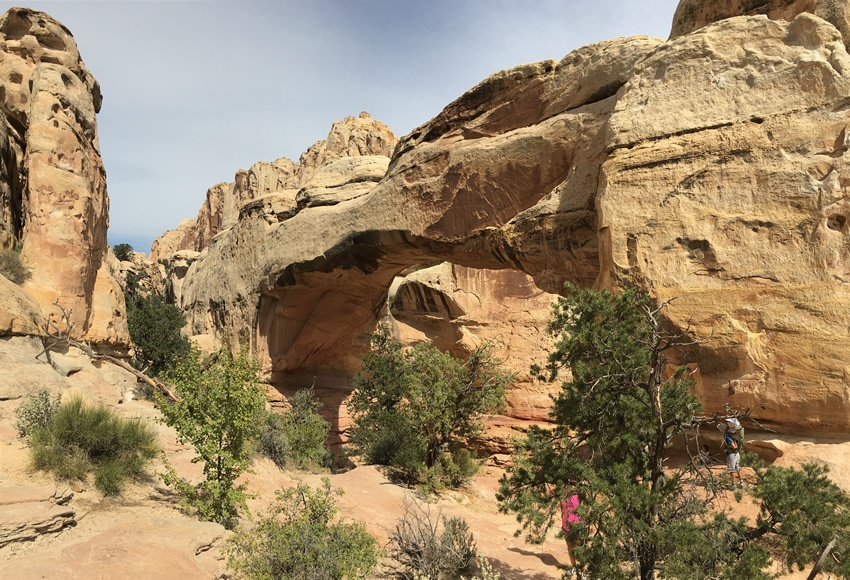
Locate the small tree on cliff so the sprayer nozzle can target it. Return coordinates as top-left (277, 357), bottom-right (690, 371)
top-left (113, 242), bottom-right (134, 262)
top-left (155, 344), bottom-right (267, 529)
top-left (347, 326), bottom-right (511, 491)
top-left (497, 284), bottom-right (850, 579)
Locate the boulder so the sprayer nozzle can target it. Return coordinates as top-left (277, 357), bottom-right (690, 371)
top-left (0, 275), bottom-right (45, 337)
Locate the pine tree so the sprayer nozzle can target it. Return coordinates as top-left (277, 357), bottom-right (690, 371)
top-left (497, 284), bottom-right (850, 579)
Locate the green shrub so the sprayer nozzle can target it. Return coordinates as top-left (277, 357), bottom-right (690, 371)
top-left (258, 388), bottom-right (333, 471)
top-left (461, 556), bottom-right (501, 580)
top-left (226, 478), bottom-right (380, 579)
top-left (421, 447), bottom-right (479, 496)
top-left (28, 397), bottom-right (158, 496)
top-left (389, 495), bottom-right (477, 579)
top-left (258, 410), bottom-right (292, 468)
top-left (113, 243), bottom-right (134, 262)
top-left (126, 292), bottom-right (191, 376)
top-left (15, 389), bottom-right (60, 439)
top-left (347, 326), bottom-right (510, 491)
top-left (0, 246), bottom-right (31, 284)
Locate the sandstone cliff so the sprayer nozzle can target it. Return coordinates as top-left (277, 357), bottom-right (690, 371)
top-left (150, 112), bottom-right (397, 261)
top-left (165, 9), bottom-right (850, 435)
top-left (0, 7), bottom-right (127, 349)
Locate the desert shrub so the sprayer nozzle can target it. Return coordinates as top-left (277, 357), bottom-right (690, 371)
top-left (461, 556), bottom-right (501, 580)
top-left (29, 397), bottom-right (158, 496)
top-left (126, 292), bottom-right (191, 376)
top-left (258, 388), bottom-right (332, 471)
top-left (421, 447), bottom-right (479, 496)
top-left (0, 246), bottom-right (31, 284)
top-left (389, 495), bottom-right (476, 579)
top-left (113, 242), bottom-right (134, 262)
top-left (258, 410), bottom-right (291, 468)
top-left (15, 389), bottom-right (60, 439)
top-left (226, 478), bottom-right (380, 579)
top-left (156, 345), bottom-right (266, 529)
top-left (348, 326), bottom-right (510, 491)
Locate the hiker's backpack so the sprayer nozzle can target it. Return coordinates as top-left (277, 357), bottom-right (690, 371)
top-left (727, 431), bottom-right (740, 451)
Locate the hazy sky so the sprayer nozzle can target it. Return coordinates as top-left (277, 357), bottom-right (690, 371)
top-left (16, 0), bottom-right (681, 254)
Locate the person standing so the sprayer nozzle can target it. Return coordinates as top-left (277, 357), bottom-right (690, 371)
top-left (724, 424), bottom-right (744, 488)
top-left (562, 483), bottom-right (581, 568)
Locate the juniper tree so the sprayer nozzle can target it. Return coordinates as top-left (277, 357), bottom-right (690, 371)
top-left (497, 284), bottom-right (850, 579)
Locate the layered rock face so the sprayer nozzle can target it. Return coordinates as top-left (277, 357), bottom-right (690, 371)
top-left (670, 0), bottom-right (850, 45)
top-left (151, 112), bottom-right (396, 261)
top-left (176, 37), bottom-right (661, 395)
top-left (603, 13), bottom-right (850, 432)
top-left (0, 8), bottom-right (127, 348)
top-left (167, 10), bottom-right (850, 435)
top-left (388, 263), bottom-right (560, 421)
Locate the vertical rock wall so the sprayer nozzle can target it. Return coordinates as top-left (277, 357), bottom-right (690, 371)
top-left (0, 8), bottom-right (127, 348)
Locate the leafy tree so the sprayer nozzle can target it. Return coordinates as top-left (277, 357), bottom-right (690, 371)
top-left (155, 344), bottom-right (267, 529)
top-left (497, 284), bottom-right (850, 579)
top-left (226, 478), bottom-right (380, 579)
top-left (126, 292), bottom-right (191, 376)
top-left (347, 326), bottom-right (511, 490)
top-left (113, 242), bottom-right (134, 262)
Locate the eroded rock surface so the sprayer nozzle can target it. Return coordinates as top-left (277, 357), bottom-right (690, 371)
top-left (163, 13), bottom-right (850, 435)
top-left (670, 0), bottom-right (850, 48)
top-left (0, 8), bottom-right (127, 348)
top-left (0, 486), bottom-right (74, 548)
top-left (601, 14), bottom-right (850, 432)
top-left (179, 37), bottom-right (657, 390)
top-left (150, 112), bottom-right (397, 261)
top-left (388, 263), bottom-right (560, 421)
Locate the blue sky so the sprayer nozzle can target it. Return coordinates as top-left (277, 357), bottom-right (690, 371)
top-left (11, 0), bottom-right (681, 254)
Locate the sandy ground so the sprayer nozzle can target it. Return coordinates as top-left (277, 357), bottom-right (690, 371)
top-left (0, 391), bottom-right (843, 579)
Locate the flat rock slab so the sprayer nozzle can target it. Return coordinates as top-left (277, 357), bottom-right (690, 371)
top-left (0, 517), bottom-right (227, 579)
top-left (0, 486), bottom-right (75, 547)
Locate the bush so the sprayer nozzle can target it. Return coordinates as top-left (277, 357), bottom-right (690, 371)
top-left (113, 243), bottom-right (134, 262)
top-left (126, 292), bottom-right (191, 376)
top-left (0, 246), bottom-right (31, 284)
top-left (226, 478), bottom-right (380, 579)
top-left (15, 389), bottom-right (60, 439)
top-left (258, 411), bottom-right (292, 468)
top-left (28, 397), bottom-right (158, 496)
top-left (462, 556), bottom-right (501, 580)
top-left (156, 345), bottom-right (267, 529)
top-left (389, 495), bottom-right (476, 579)
top-left (258, 388), bottom-right (333, 471)
top-left (347, 326), bottom-right (511, 491)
